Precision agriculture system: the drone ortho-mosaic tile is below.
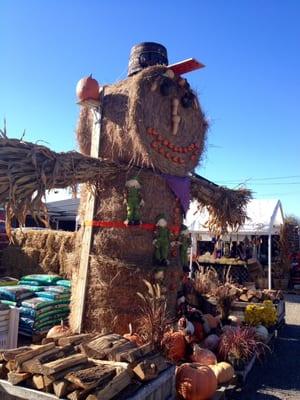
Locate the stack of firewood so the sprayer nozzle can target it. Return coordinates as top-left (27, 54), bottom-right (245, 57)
top-left (221, 284), bottom-right (283, 303)
top-left (0, 333), bottom-right (170, 399)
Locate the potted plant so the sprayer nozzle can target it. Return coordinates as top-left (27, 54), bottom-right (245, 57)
top-left (218, 326), bottom-right (269, 370)
top-left (212, 285), bottom-right (235, 325)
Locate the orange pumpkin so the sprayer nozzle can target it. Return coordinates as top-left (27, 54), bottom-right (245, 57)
top-left (123, 324), bottom-right (143, 346)
top-left (162, 331), bottom-right (186, 362)
top-left (76, 74), bottom-right (99, 101)
top-left (176, 363), bottom-right (217, 400)
top-left (190, 344), bottom-right (217, 365)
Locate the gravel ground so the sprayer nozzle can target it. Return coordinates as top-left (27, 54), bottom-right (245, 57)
top-left (232, 294), bottom-right (300, 400)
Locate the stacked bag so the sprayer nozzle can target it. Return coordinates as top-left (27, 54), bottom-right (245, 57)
top-left (0, 274), bottom-right (71, 337)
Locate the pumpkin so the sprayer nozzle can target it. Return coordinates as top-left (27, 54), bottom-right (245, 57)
top-left (76, 74), bottom-right (99, 101)
top-left (190, 344), bottom-right (217, 365)
top-left (203, 314), bottom-right (219, 330)
top-left (46, 321), bottom-right (71, 339)
top-left (255, 324), bottom-right (269, 343)
top-left (228, 315), bottom-right (241, 326)
top-left (193, 321), bottom-right (204, 342)
top-left (123, 323), bottom-right (143, 346)
top-left (203, 334), bottom-right (220, 351)
top-left (162, 331), bottom-right (186, 362)
top-left (209, 362), bottom-right (234, 384)
top-left (176, 363), bottom-right (217, 400)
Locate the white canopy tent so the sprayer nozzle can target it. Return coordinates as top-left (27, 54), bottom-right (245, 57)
top-left (185, 199), bottom-right (285, 289)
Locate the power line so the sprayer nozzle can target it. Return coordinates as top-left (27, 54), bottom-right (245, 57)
top-left (216, 175), bottom-right (300, 184)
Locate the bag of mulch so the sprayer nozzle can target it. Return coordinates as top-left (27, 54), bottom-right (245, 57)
top-left (35, 317), bottom-right (69, 331)
top-left (21, 297), bottom-right (70, 311)
top-left (20, 274), bottom-right (61, 286)
top-left (21, 297), bottom-right (53, 310)
top-left (18, 284), bottom-right (46, 292)
top-left (0, 277), bottom-right (19, 287)
top-left (18, 280), bottom-right (47, 288)
top-left (36, 308), bottom-right (70, 323)
top-left (0, 300), bottom-right (17, 307)
top-left (19, 306), bottom-right (37, 319)
top-left (34, 292), bottom-right (70, 301)
top-left (55, 279), bottom-right (71, 288)
top-left (0, 286), bottom-right (33, 303)
top-left (42, 286), bottom-right (70, 294)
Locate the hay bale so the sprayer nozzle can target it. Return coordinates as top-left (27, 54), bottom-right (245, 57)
top-left (70, 65), bottom-right (209, 333)
top-left (2, 230), bottom-right (75, 279)
top-left (70, 254), bottom-right (182, 334)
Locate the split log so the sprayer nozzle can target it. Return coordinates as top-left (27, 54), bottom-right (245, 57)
top-left (41, 354), bottom-right (87, 375)
top-left (21, 345), bottom-right (76, 374)
top-left (107, 342), bottom-right (136, 361)
top-left (132, 354), bottom-right (168, 381)
top-left (44, 361), bottom-right (94, 382)
top-left (58, 333), bottom-right (97, 347)
top-left (239, 294), bottom-right (248, 302)
top-left (8, 371), bottom-right (31, 385)
top-left (80, 334), bottom-right (129, 359)
top-left (1, 346), bottom-right (32, 362)
top-left (118, 343), bottom-right (153, 363)
top-left (5, 360), bottom-right (16, 371)
top-left (14, 343), bottom-right (55, 368)
top-left (65, 365), bottom-right (116, 390)
top-left (67, 388), bottom-right (91, 400)
top-left (31, 374), bottom-right (49, 390)
top-left (53, 380), bottom-right (77, 398)
top-left (86, 369), bottom-right (132, 400)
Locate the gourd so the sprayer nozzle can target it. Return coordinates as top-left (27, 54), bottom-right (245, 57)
top-left (203, 334), bottom-right (220, 351)
top-left (176, 363), bottom-right (217, 400)
top-left (123, 323), bottom-right (143, 346)
top-left (190, 344), bottom-right (217, 365)
top-left (46, 320), bottom-right (71, 339)
top-left (255, 324), bottom-right (269, 343)
top-left (209, 362), bottom-right (234, 384)
top-left (76, 74), bottom-right (100, 101)
top-left (162, 331), bottom-right (186, 362)
top-left (203, 314), bottom-right (219, 330)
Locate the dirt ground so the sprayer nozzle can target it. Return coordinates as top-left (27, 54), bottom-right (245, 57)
top-left (232, 294), bottom-right (300, 400)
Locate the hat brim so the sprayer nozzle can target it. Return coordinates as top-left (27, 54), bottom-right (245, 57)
top-left (168, 58), bottom-right (205, 75)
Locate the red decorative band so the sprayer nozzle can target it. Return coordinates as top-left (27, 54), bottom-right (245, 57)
top-left (84, 220), bottom-right (180, 235)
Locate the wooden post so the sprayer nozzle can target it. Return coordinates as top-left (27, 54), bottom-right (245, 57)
top-left (72, 94), bottom-right (104, 333)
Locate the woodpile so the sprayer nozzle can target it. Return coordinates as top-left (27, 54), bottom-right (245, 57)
top-left (0, 333), bottom-right (171, 399)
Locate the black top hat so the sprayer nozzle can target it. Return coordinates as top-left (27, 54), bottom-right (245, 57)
top-left (128, 42), bottom-right (205, 77)
top-left (128, 42), bottom-right (169, 77)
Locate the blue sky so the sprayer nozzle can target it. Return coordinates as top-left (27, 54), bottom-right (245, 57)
top-left (1, 0), bottom-right (299, 217)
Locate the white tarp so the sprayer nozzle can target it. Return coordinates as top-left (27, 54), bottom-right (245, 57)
top-left (185, 199), bottom-right (284, 236)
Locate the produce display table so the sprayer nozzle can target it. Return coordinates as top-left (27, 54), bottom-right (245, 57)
top-left (194, 259), bottom-right (249, 284)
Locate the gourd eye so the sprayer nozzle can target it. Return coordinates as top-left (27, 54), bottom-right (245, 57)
top-left (181, 92), bottom-right (195, 108)
top-left (160, 78), bottom-right (176, 96)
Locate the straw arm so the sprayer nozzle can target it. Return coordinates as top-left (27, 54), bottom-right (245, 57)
top-left (190, 173), bottom-right (252, 233)
top-left (0, 134), bottom-right (120, 234)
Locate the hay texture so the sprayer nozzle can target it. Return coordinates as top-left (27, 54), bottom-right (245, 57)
top-left (2, 229), bottom-right (75, 279)
top-left (78, 66), bottom-right (207, 176)
top-left (0, 65), bottom-right (251, 334)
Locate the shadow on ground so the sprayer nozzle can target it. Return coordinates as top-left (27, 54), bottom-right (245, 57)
top-left (232, 323), bottom-right (300, 399)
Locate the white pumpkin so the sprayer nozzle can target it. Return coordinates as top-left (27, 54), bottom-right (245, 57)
top-left (255, 325), bottom-right (269, 343)
top-left (203, 334), bottom-right (220, 351)
top-left (209, 362), bottom-right (234, 384)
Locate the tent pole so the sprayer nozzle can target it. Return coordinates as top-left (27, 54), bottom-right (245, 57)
top-left (189, 233), bottom-right (195, 278)
top-left (268, 233), bottom-right (272, 290)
